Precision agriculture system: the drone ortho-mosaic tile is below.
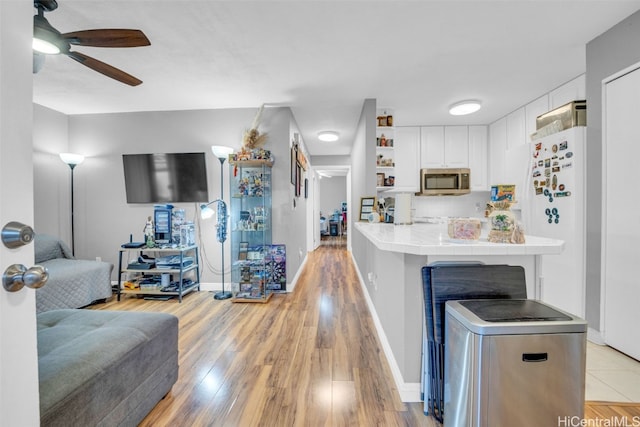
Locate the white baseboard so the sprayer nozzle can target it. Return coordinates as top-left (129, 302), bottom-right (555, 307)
top-left (349, 251), bottom-right (422, 403)
top-left (199, 282), bottom-right (218, 292)
top-left (587, 327), bottom-right (606, 345)
top-left (286, 251), bottom-right (308, 293)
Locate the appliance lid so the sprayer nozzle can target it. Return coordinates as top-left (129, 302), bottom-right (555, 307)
top-left (459, 299), bottom-right (571, 322)
top-left (446, 299), bottom-right (587, 335)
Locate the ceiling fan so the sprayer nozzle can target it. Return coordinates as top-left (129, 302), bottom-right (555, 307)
top-left (33, 0), bottom-right (150, 86)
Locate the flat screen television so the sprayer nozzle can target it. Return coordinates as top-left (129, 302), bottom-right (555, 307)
top-left (122, 152), bottom-right (209, 203)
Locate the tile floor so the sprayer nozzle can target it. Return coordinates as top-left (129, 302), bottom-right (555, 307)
top-left (586, 341), bottom-right (640, 402)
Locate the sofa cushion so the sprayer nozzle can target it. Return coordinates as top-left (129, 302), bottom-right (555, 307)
top-left (34, 234), bottom-right (74, 263)
top-left (35, 258), bottom-right (113, 313)
top-left (37, 309), bottom-right (179, 426)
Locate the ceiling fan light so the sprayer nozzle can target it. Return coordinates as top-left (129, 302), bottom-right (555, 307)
top-left (318, 131), bottom-right (339, 142)
top-left (33, 15), bottom-right (65, 54)
top-left (33, 37), bottom-right (60, 54)
top-left (449, 100), bottom-right (482, 116)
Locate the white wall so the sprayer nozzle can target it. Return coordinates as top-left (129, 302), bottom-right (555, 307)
top-left (32, 106), bottom-right (309, 290)
top-left (350, 99), bottom-right (376, 265)
top-left (413, 191), bottom-right (490, 219)
top-left (32, 105), bottom-right (70, 238)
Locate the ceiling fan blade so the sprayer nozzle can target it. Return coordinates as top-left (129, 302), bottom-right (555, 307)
top-left (62, 29), bottom-right (150, 48)
top-left (66, 51), bottom-right (143, 86)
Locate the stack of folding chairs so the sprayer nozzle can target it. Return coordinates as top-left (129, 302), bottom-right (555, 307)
top-left (420, 263), bottom-right (528, 423)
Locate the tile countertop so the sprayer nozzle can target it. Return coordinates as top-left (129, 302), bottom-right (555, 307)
top-left (354, 221), bottom-right (564, 256)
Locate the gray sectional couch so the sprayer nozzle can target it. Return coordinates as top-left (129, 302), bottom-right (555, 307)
top-left (37, 309), bottom-right (179, 426)
top-left (34, 234), bottom-right (113, 313)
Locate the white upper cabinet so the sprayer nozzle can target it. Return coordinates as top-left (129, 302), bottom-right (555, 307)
top-left (394, 126), bottom-right (420, 191)
top-left (468, 125), bottom-right (488, 191)
top-left (444, 126), bottom-right (469, 167)
top-left (549, 74), bottom-right (586, 109)
top-left (525, 95), bottom-right (550, 141)
top-left (488, 117), bottom-right (507, 185)
top-left (420, 126), bottom-right (445, 168)
top-left (421, 125), bottom-right (469, 168)
top-left (506, 107), bottom-right (526, 150)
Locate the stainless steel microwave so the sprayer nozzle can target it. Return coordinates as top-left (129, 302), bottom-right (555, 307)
top-left (419, 168), bottom-right (471, 195)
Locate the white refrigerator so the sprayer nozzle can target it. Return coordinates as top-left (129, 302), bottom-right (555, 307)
top-left (522, 127), bottom-right (586, 318)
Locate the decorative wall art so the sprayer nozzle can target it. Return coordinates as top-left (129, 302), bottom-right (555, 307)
top-left (359, 196), bottom-right (377, 221)
top-left (291, 143), bottom-right (298, 186)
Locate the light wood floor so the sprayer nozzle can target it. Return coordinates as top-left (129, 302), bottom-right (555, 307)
top-left (584, 401), bottom-right (640, 423)
top-left (93, 244), bottom-right (437, 426)
top-left (91, 245), bottom-right (639, 426)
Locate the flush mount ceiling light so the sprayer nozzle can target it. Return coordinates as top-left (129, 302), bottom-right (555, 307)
top-left (449, 100), bottom-right (482, 116)
top-left (317, 131), bottom-right (339, 142)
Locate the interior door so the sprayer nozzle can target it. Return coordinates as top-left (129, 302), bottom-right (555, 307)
top-left (603, 66), bottom-right (640, 360)
top-left (0, 1), bottom-right (41, 425)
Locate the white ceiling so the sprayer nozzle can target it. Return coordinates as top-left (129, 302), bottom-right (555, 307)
top-left (33, 0), bottom-right (640, 160)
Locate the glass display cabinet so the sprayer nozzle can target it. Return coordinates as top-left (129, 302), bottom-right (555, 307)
top-left (229, 159), bottom-right (274, 302)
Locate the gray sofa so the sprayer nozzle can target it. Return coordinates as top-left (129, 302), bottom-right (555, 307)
top-left (37, 309), bottom-right (179, 426)
top-left (35, 234), bottom-right (113, 313)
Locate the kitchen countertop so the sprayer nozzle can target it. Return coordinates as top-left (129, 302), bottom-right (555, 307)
top-left (354, 221), bottom-right (564, 256)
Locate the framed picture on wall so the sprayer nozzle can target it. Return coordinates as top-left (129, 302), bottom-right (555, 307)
top-left (290, 144), bottom-right (298, 185)
top-left (359, 196), bottom-right (377, 221)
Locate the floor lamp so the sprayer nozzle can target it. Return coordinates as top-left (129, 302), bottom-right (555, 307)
top-left (201, 145), bottom-right (234, 300)
top-left (59, 152), bottom-right (85, 256)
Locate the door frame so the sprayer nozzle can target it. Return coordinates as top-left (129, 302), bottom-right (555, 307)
top-left (312, 165), bottom-right (351, 251)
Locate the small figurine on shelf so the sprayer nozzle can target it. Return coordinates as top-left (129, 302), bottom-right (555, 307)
top-left (144, 216), bottom-right (155, 248)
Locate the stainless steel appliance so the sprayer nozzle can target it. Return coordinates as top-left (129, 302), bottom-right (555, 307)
top-left (536, 100), bottom-right (586, 131)
top-left (444, 299), bottom-right (587, 427)
top-left (419, 168), bottom-right (470, 196)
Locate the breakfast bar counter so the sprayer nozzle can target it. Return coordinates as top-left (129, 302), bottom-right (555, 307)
top-left (351, 221), bottom-right (565, 402)
top-left (354, 221), bottom-right (564, 256)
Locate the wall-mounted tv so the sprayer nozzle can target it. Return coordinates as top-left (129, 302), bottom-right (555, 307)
top-left (122, 152), bottom-right (209, 204)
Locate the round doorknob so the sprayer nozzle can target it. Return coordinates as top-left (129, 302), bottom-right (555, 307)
top-left (3, 264), bottom-right (49, 292)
